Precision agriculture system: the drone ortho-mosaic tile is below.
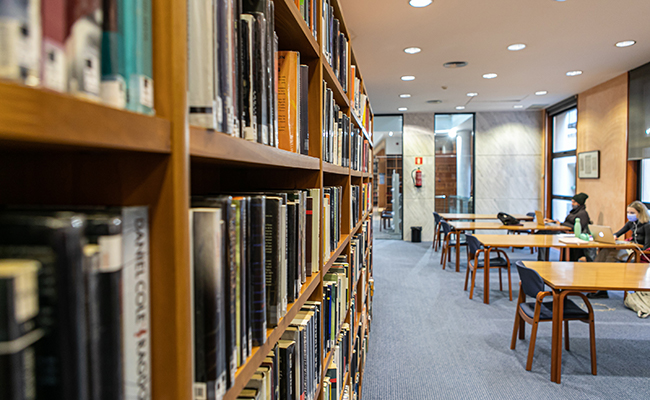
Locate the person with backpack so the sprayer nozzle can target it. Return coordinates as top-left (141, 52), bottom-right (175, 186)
top-left (588, 200), bottom-right (650, 298)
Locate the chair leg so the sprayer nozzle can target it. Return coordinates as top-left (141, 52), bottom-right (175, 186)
top-left (564, 320), bottom-right (570, 351)
top-left (469, 266), bottom-right (478, 299)
top-left (511, 309), bottom-right (521, 350)
top-left (519, 317), bottom-right (525, 339)
top-left (440, 238), bottom-right (447, 266)
top-left (499, 268), bottom-right (503, 291)
top-left (526, 321), bottom-right (540, 371)
top-left (507, 264), bottom-right (513, 301)
top-left (464, 263), bottom-right (472, 291)
top-left (589, 319), bottom-right (597, 375)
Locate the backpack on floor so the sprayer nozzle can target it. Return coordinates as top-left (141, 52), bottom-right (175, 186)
top-left (624, 291), bottom-right (650, 318)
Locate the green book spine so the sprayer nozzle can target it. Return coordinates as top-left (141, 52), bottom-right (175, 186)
top-left (101, 0), bottom-right (126, 108)
top-left (122, 0), bottom-right (154, 114)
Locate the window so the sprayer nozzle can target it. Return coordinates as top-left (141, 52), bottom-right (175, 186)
top-left (550, 108), bottom-right (577, 221)
top-left (640, 159), bottom-right (650, 205)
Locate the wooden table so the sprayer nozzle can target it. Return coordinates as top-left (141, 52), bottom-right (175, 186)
top-left (440, 213), bottom-right (534, 221)
top-left (522, 261), bottom-right (650, 384)
top-left (445, 222), bottom-right (571, 272)
top-left (472, 234), bottom-right (640, 304)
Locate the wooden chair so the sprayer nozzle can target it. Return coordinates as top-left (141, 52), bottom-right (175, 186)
top-left (432, 212), bottom-right (443, 250)
top-left (511, 261), bottom-right (597, 374)
top-left (464, 234), bottom-right (512, 300)
top-left (439, 220), bottom-right (466, 270)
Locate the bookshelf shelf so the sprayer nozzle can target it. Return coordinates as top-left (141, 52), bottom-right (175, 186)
top-left (351, 111), bottom-right (373, 148)
top-left (351, 170), bottom-right (363, 178)
top-left (224, 273), bottom-right (321, 400)
top-left (323, 161), bottom-right (351, 176)
top-left (322, 58), bottom-right (351, 110)
top-left (275, 0), bottom-right (320, 59)
top-left (0, 81), bottom-right (171, 153)
top-left (190, 127), bottom-right (321, 170)
top-left (324, 233), bottom-right (352, 274)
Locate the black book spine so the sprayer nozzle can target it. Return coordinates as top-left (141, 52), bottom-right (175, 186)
top-left (266, 1), bottom-right (275, 147)
top-left (279, 342), bottom-right (294, 400)
top-left (252, 12), bottom-right (269, 145)
top-left (224, 201), bottom-right (238, 387)
top-left (250, 197), bottom-right (267, 346)
top-left (286, 203), bottom-right (297, 303)
top-left (300, 65), bottom-right (309, 156)
top-left (244, 199), bottom-right (253, 356)
top-left (240, 15), bottom-right (256, 141)
top-left (264, 198), bottom-right (282, 326)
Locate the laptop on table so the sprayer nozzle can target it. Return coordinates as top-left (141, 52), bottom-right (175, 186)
top-left (589, 225), bottom-right (626, 245)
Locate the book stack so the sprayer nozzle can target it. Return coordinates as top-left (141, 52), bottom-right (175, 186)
top-left (0, 0), bottom-right (154, 114)
top-left (294, 0), bottom-right (318, 41)
top-left (323, 186), bottom-right (342, 260)
top-left (324, 323), bottom-right (350, 400)
top-left (321, 0), bottom-right (348, 91)
top-left (322, 82), bottom-right (351, 166)
top-left (0, 207), bottom-right (151, 400)
top-left (191, 189), bottom-right (321, 396)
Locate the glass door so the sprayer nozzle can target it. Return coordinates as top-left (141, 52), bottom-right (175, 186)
top-left (550, 108), bottom-right (577, 221)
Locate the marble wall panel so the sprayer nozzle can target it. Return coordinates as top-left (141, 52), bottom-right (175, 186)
top-left (475, 111), bottom-right (544, 156)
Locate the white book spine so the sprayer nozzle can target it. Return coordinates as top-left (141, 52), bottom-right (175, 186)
top-left (188, 0), bottom-right (217, 129)
top-left (122, 206), bottom-right (151, 400)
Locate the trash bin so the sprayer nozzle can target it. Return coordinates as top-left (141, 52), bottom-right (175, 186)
top-left (411, 226), bottom-right (422, 243)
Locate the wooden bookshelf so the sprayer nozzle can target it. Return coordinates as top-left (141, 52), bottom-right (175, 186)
top-left (0, 0), bottom-right (373, 399)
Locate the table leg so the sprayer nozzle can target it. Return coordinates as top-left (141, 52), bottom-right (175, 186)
top-left (550, 289), bottom-right (561, 383)
top-left (456, 230), bottom-right (461, 272)
top-left (555, 291), bottom-right (569, 383)
top-left (484, 247), bottom-right (491, 304)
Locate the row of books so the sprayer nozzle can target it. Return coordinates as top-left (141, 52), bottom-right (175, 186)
top-left (191, 190), bottom-right (321, 397)
top-left (294, 0), bottom-right (318, 41)
top-left (0, 207), bottom-right (150, 400)
top-left (324, 322), bottom-right (350, 400)
top-left (189, 0), bottom-right (311, 157)
top-left (347, 329), bottom-right (369, 400)
top-left (324, 257), bottom-right (350, 355)
top-left (361, 182), bottom-right (371, 216)
top-left (323, 186), bottom-right (342, 260)
top-left (322, 81), bottom-right (350, 167)
top-left (0, 0), bottom-right (154, 114)
top-left (321, 0), bottom-right (348, 92)
top-left (352, 135), bottom-right (371, 173)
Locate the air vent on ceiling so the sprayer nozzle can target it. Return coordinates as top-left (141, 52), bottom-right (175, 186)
top-left (443, 61), bottom-right (468, 68)
top-left (527, 104), bottom-right (548, 110)
top-left (427, 100), bottom-right (442, 104)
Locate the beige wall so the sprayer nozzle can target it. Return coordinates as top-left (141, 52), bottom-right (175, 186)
top-left (576, 73), bottom-right (628, 228)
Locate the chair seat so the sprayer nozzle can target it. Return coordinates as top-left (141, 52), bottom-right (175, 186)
top-left (519, 299), bottom-right (589, 321)
top-left (475, 256), bottom-right (508, 268)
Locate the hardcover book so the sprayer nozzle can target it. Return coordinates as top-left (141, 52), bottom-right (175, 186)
top-left (277, 51), bottom-right (300, 153)
top-left (100, 0), bottom-right (126, 108)
top-left (122, 0), bottom-right (154, 114)
top-left (0, 0), bottom-right (41, 85)
top-left (188, 0), bottom-right (218, 129)
top-left (42, 0), bottom-right (67, 92)
top-left (66, 0), bottom-right (102, 101)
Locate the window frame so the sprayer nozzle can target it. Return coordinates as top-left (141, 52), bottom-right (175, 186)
top-left (547, 101), bottom-right (578, 219)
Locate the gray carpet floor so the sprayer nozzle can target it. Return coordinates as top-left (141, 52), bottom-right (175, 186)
top-left (361, 239), bottom-right (650, 400)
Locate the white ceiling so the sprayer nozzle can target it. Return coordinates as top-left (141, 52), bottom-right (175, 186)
top-left (338, 0), bottom-right (650, 114)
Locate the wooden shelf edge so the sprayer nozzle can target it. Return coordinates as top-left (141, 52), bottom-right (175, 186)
top-left (323, 233), bottom-right (351, 274)
top-left (323, 162), bottom-right (350, 175)
top-left (322, 59), bottom-right (350, 110)
top-left (350, 110), bottom-right (372, 148)
top-left (190, 126), bottom-right (321, 170)
top-left (351, 170), bottom-right (362, 178)
top-left (223, 273), bottom-right (320, 400)
top-left (0, 81), bottom-right (171, 153)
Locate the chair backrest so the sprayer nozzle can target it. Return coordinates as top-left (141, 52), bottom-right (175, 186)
top-left (515, 261), bottom-right (545, 298)
top-left (527, 211), bottom-right (536, 220)
top-left (465, 234), bottom-right (482, 256)
top-left (440, 220), bottom-right (451, 234)
top-left (433, 212), bottom-right (442, 225)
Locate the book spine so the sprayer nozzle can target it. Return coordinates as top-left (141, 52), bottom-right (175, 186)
top-left (287, 203), bottom-right (297, 303)
top-left (122, 206), bottom-right (151, 400)
top-left (123, 0), bottom-right (154, 114)
top-left (224, 201), bottom-right (238, 387)
top-left (252, 12), bottom-right (269, 145)
top-left (277, 51), bottom-right (299, 152)
top-left (42, 0), bottom-right (67, 92)
top-left (264, 198), bottom-right (281, 327)
top-left (188, 0), bottom-right (217, 129)
top-left (240, 14), bottom-right (257, 141)
top-left (266, 1), bottom-right (275, 147)
top-left (300, 65), bottom-right (309, 156)
top-left (100, 0), bottom-right (126, 108)
top-left (0, 0), bottom-right (41, 84)
top-left (66, 0), bottom-right (101, 100)
top-left (217, 0), bottom-right (235, 134)
top-left (250, 197), bottom-right (267, 346)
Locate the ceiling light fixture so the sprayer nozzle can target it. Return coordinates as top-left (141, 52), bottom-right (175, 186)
top-left (566, 70), bottom-right (583, 76)
top-left (466, 92), bottom-right (478, 97)
top-left (404, 47), bottom-right (422, 54)
top-left (483, 73), bottom-right (498, 79)
top-left (507, 43), bottom-right (527, 51)
top-left (399, 94), bottom-right (411, 98)
top-left (389, 131), bottom-right (394, 137)
top-left (401, 75), bottom-right (415, 81)
top-left (514, 105), bottom-right (524, 109)
top-left (398, 107), bottom-right (408, 111)
top-left (535, 91), bottom-right (548, 96)
top-left (427, 99), bottom-right (442, 104)
top-left (615, 40), bottom-right (636, 48)
top-left (456, 106), bottom-right (465, 110)
top-left (409, 0), bottom-right (432, 7)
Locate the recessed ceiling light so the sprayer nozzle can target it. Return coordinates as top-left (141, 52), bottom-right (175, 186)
top-left (389, 131), bottom-right (394, 137)
top-left (483, 73), bottom-right (498, 79)
top-left (616, 40), bottom-right (636, 48)
top-left (443, 61), bottom-right (468, 68)
top-left (507, 43), bottom-right (526, 51)
top-left (401, 75), bottom-right (415, 81)
top-left (404, 47), bottom-right (422, 54)
top-left (514, 105), bottom-right (524, 109)
top-left (400, 94), bottom-right (411, 98)
top-left (566, 70), bottom-right (583, 76)
top-left (535, 91), bottom-right (548, 96)
top-left (456, 106), bottom-right (465, 110)
top-left (409, 0), bottom-right (432, 7)
top-left (398, 107), bottom-right (408, 111)
top-left (466, 92), bottom-right (478, 97)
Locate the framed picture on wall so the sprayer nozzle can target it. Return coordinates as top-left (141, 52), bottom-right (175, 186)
top-left (578, 150), bottom-right (600, 179)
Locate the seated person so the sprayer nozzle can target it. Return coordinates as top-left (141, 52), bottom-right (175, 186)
top-left (544, 192), bottom-right (591, 261)
top-left (589, 200), bottom-right (650, 298)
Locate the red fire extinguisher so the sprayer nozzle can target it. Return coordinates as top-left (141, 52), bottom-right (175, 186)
top-left (412, 168), bottom-right (422, 188)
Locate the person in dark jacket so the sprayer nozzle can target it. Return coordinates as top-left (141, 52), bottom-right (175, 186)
top-left (545, 192), bottom-right (591, 234)
top-left (589, 200), bottom-right (650, 298)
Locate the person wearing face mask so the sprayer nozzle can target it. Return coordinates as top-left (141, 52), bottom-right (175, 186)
top-left (544, 192), bottom-right (592, 261)
top-left (588, 200), bottom-right (650, 298)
